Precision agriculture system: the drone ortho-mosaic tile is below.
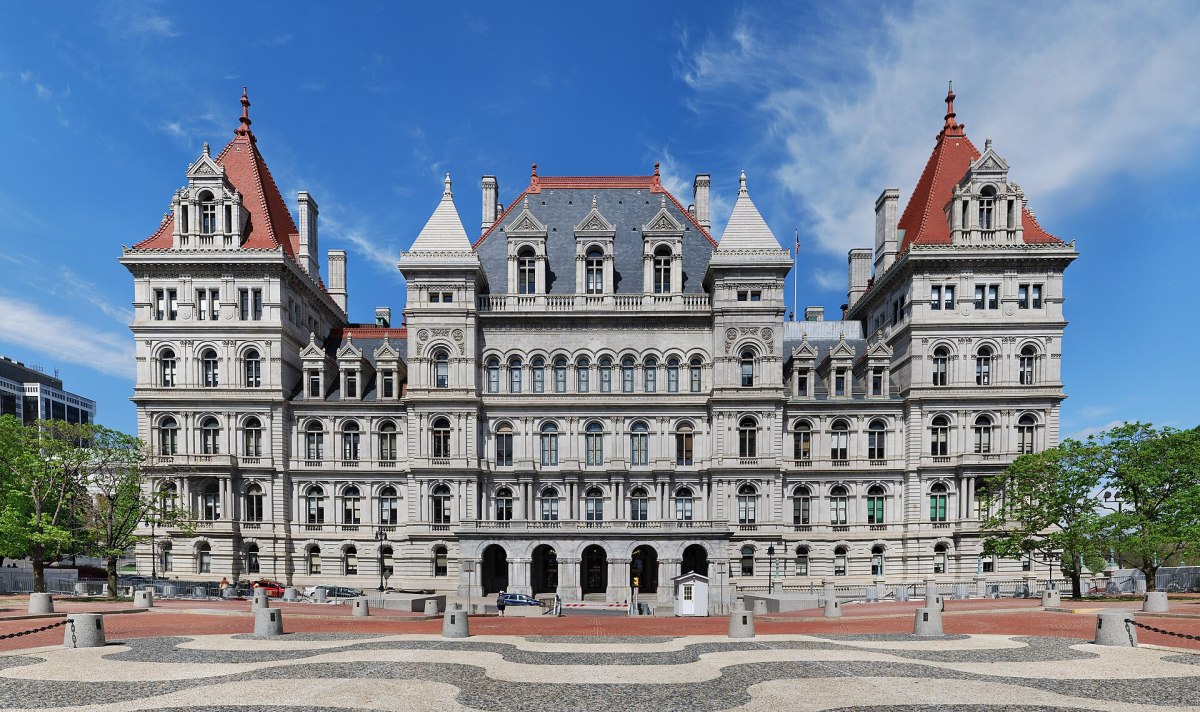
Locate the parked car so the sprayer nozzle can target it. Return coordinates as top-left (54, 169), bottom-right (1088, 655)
top-left (304, 585), bottom-right (364, 600)
top-left (249, 579), bottom-right (286, 597)
top-left (498, 592), bottom-right (542, 607)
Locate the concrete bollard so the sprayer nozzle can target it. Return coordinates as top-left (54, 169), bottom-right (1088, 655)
top-left (822, 580), bottom-right (836, 607)
top-left (824, 598), bottom-right (843, 618)
top-left (351, 598), bottom-right (370, 617)
top-left (728, 610), bottom-right (755, 638)
top-left (913, 606), bottom-right (944, 636)
top-left (1094, 609), bottom-right (1137, 647)
top-left (28, 593), bottom-right (54, 615)
top-left (163, 584), bottom-right (176, 597)
top-left (923, 579), bottom-right (938, 603)
top-left (133, 590), bottom-right (154, 609)
top-left (253, 608), bottom-right (285, 637)
top-left (314, 588), bottom-right (327, 603)
top-left (192, 586), bottom-right (207, 599)
top-left (284, 587), bottom-right (300, 602)
top-left (752, 599), bottom-right (768, 615)
top-left (1143, 592), bottom-right (1169, 613)
top-left (73, 582), bottom-right (88, 596)
top-left (252, 589), bottom-right (270, 606)
top-left (1041, 590), bottom-right (1062, 608)
top-left (893, 586), bottom-right (909, 602)
top-left (63, 613), bottom-right (106, 648)
top-left (251, 595), bottom-right (270, 612)
top-left (423, 599), bottom-right (439, 615)
top-left (442, 609), bottom-right (469, 638)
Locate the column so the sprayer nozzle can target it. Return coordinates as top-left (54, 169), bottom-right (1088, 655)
top-left (560, 557), bottom-right (581, 600)
top-left (509, 557), bottom-right (531, 596)
top-left (606, 558), bottom-right (629, 603)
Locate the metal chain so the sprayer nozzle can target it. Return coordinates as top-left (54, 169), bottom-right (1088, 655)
top-left (1127, 619), bottom-right (1200, 641)
top-left (0, 619), bottom-right (69, 641)
top-left (69, 619), bottom-right (76, 648)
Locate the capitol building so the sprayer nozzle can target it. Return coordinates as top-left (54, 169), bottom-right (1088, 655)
top-left (122, 88), bottom-right (1076, 605)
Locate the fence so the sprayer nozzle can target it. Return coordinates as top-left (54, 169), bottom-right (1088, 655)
top-left (1156, 567), bottom-right (1200, 593)
top-left (0, 569), bottom-right (79, 595)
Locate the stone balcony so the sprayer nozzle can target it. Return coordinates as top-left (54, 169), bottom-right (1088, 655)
top-left (477, 293), bottom-right (710, 314)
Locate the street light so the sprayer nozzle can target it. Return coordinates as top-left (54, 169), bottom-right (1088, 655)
top-left (715, 560), bottom-right (727, 615)
top-left (767, 545), bottom-right (776, 595)
top-left (375, 527), bottom-right (389, 592)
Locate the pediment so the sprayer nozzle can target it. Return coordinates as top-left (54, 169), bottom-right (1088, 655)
top-left (299, 332), bottom-right (327, 360)
top-left (336, 335), bottom-right (363, 360)
top-left (642, 201), bottom-right (684, 235)
top-left (866, 333), bottom-right (893, 358)
top-left (968, 144), bottom-right (1009, 178)
top-left (374, 336), bottom-right (400, 360)
top-left (791, 336), bottom-right (818, 360)
top-left (574, 197), bottom-right (615, 235)
top-left (505, 198), bottom-right (547, 237)
top-left (828, 336), bottom-right (857, 359)
top-left (186, 145), bottom-right (225, 181)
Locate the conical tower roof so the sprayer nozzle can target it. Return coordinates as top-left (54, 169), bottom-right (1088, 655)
top-left (717, 171), bottom-right (785, 251)
top-left (408, 174), bottom-right (472, 252)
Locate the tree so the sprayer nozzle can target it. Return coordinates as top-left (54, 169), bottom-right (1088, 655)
top-left (1096, 423), bottom-right (1200, 591)
top-left (982, 438), bottom-right (1109, 598)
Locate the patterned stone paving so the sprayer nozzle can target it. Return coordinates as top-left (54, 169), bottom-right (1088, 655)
top-left (2, 633), bottom-right (1199, 711)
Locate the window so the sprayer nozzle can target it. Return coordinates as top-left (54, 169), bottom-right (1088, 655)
top-left (795, 546), bottom-right (809, 576)
top-left (740, 350), bottom-right (754, 387)
top-left (932, 347), bottom-right (948, 386)
top-left (829, 485), bottom-right (848, 525)
top-left (737, 484), bottom-right (757, 524)
top-left (929, 482), bottom-right (948, 522)
top-left (988, 284), bottom-right (999, 309)
top-left (653, 246), bottom-right (672, 294)
top-left (539, 423), bottom-right (559, 466)
top-left (978, 187), bottom-right (994, 229)
top-left (795, 369), bottom-right (809, 397)
top-left (793, 421), bottom-right (813, 459)
top-left (834, 546), bottom-right (848, 576)
top-left (980, 554), bottom-right (994, 573)
top-left (599, 357), bottom-right (612, 392)
top-left (158, 417), bottom-right (178, 455)
top-left (201, 349), bottom-right (219, 387)
top-left (829, 420), bottom-right (849, 461)
top-left (160, 541), bottom-right (173, 572)
top-left (871, 367), bottom-right (884, 396)
top-left (252, 289), bottom-right (262, 320)
top-left (871, 545), bottom-right (885, 576)
top-left (344, 546), bottom-right (358, 575)
top-left (198, 543), bottom-right (212, 574)
top-left (1018, 283), bottom-right (1043, 309)
top-left (630, 487), bottom-right (649, 521)
top-left (740, 545), bottom-right (755, 576)
top-left (247, 543), bottom-right (260, 574)
top-left (621, 358), bottom-right (635, 393)
top-left (975, 346), bottom-right (992, 386)
top-left (495, 487), bottom-right (513, 521)
top-left (868, 420), bottom-right (886, 459)
top-left (305, 422), bottom-right (324, 460)
top-left (308, 546), bottom-right (322, 575)
top-left (243, 417), bottom-right (262, 457)
top-left (238, 288), bottom-right (260, 321)
top-left (1032, 284), bottom-right (1042, 308)
top-left (674, 487), bottom-right (694, 521)
top-left (201, 481), bottom-right (221, 520)
top-left (197, 288), bottom-right (219, 321)
top-left (943, 284), bottom-right (955, 310)
top-left (738, 417), bottom-right (757, 458)
top-left (244, 350), bottom-right (261, 388)
top-left (509, 359), bottom-right (523, 393)
top-left (1017, 414), bottom-right (1037, 454)
top-left (431, 418), bottom-right (451, 458)
top-left (867, 485), bottom-right (885, 524)
top-left (1019, 345), bottom-right (1036, 385)
top-left (379, 422), bottom-right (398, 462)
top-left (585, 248), bottom-right (604, 294)
top-left (517, 248), bottom-right (537, 294)
top-left (933, 543), bottom-right (947, 574)
top-left (643, 357), bottom-right (657, 393)
top-left (585, 487), bottom-right (604, 521)
top-left (153, 288), bottom-right (178, 321)
top-left (159, 349), bottom-right (176, 388)
top-left (433, 546), bottom-right (448, 576)
top-left (433, 351), bottom-right (449, 389)
top-left (930, 416), bottom-right (950, 456)
top-left (342, 486), bottom-right (362, 525)
top-left (305, 486), bottom-right (325, 524)
top-left (431, 484), bottom-right (451, 524)
top-left (834, 368), bottom-right (846, 397)
top-left (341, 421), bottom-right (361, 461)
top-left (381, 545), bottom-right (394, 578)
top-left (689, 357), bottom-right (703, 392)
top-left (793, 485), bottom-right (811, 525)
top-left (495, 424), bottom-right (513, 467)
top-left (381, 370), bottom-right (395, 398)
top-left (532, 357), bottom-right (545, 392)
top-left (576, 358), bottom-right (590, 393)
top-left (931, 284), bottom-right (942, 310)
top-left (200, 417), bottom-right (221, 455)
top-left (200, 191), bottom-right (217, 234)
top-left (584, 422), bottom-right (604, 466)
top-left (379, 486), bottom-right (399, 525)
top-left (973, 415), bottom-right (993, 454)
top-left (675, 424), bottom-right (694, 465)
top-left (486, 358), bottom-right (500, 393)
top-left (540, 487), bottom-right (559, 520)
top-left (553, 357), bottom-right (567, 393)
top-left (308, 370), bottom-right (321, 398)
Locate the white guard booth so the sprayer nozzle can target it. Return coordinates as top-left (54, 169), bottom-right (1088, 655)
top-left (672, 572), bottom-right (710, 617)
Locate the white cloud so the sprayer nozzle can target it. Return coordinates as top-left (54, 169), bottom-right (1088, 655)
top-left (810, 269), bottom-right (843, 291)
top-left (1066, 420), bottom-right (1125, 442)
top-left (653, 147), bottom-right (731, 238)
top-left (0, 296), bottom-right (134, 380)
top-left (679, 3), bottom-right (1200, 255)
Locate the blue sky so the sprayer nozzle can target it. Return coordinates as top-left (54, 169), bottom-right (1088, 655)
top-left (1, 2), bottom-right (1197, 439)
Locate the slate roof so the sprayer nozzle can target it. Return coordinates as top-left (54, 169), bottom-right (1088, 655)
top-left (780, 320), bottom-right (897, 402)
top-left (294, 326), bottom-right (408, 403)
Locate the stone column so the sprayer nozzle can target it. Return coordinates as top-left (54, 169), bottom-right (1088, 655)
top-left (559, 557), bottom-right (581, 600)
top-left (509, 557), bottom-right (532, 596)
top-left (659, 558), bottom-right (679, 605)
top-left (607, 558), bottom-right (629, 603)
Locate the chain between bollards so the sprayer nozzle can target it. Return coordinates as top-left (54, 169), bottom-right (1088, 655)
top-left (1127, 619), bottom-right (1200, 641)
top-left (0, 619), bottom-right (69, 641)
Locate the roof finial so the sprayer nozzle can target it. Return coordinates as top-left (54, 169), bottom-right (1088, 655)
top-left (985, 137), bottom-right (992, 151)
top-left (661, 194), bottom-right (666, 208)
top-left (738, 170), bottom-right (748, 195)
top-left (942, 81), bottom-right (964, 137)
top-left (654, 162), bottom-right (660, 177)
top-left (592, 194), bottom-right (597, 208)
top-left (443, 173), bottom-right (452, 197)
top-left (236, 87), bottom-right (253, 136)
top-left (531, 162), bottom-right (538, 177)
top-left (523, 196), bottom-right (530, 210)
top-left (202, 141), bottom-right (210, 156)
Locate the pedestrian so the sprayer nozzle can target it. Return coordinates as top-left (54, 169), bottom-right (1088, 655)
top-left (497, 591), bottom-right (506, 617)
top-left (219, 576), bottom-right (229, 594)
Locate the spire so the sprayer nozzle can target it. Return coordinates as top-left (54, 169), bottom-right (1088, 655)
top-left (443, 172), bottom-right (452, 197)
top-left (202, 142), bottom-right (210, 156)
top-left (236, 87), bottom-right (253, 137)
top-left (408, 172), bottom-right (473, 253)
top-left (941, 81), bottom-right (964, 138)
top-left (717, 170), bottom-right (786, 251)
top-left (738, 170), bottom-right (748, 195)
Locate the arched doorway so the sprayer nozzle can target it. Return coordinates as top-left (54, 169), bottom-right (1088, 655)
top-left (481, 544), bottom-right (508, 594)
top-left (630, 545), bottom-right (658, 593)
top-left (581, 545), bottom-right (607, 595)
top-left (681, 544), bottom-right (708, 577)
top-left (531, 544), bottom-right (558, 595)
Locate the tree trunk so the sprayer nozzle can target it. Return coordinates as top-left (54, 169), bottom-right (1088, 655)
top-left (31, 546), bottom-right (45, 593)
top-left (107, 556), bottom-right (119, 600)
top-left (1142, 564), bottom-right (1158, 592)
top-left (1071, 572), bottom-right (1082, 599)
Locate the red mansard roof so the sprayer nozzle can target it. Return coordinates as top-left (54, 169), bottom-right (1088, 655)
top-left (898, 86), bottom-right (1062, 252)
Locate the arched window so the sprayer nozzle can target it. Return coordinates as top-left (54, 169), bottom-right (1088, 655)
top-left (341, 421), bottom-right (361, 461)
top-left (929, 482), bottom-right (948, 522)
top-left (973, 414), bottom-right (993, 454)
top-left (930, 416), bottom-right (950, 456)
top-left (244, 349), bottom-right (261, 388)
top-left (868, 419), bottom-right (886, 460)
top-left (158, 482), bottom-right (178, 510)
top-left (978, 185), bottom-right (995, 230)
top-left (540, 486), bottom-right (559, 521)
top-left (792, 485), bottom-right (811, 525)
top-left (517, 247), bottom-right (537, 294)
top-left (531, 357), bottom-right (546, 393)
top-left (584, 486), bottom-right (604, 522)
top-left (585, 247), bottom-right (604, 294)
top-left (539, 423), bottom-right (558, 465)
top-left (486, 357), bottom-right (500, 393)
top-left (975, 346), bottom-right (993, 386)
top-left (494, 422), bottom-right (513, 467)
top-left (553, 357), bottom-right (568, 393)
top-left (829, 485), bottom-right (848, 525)
top-left (576, 357), bottom-right (590, 393)
top-left (431, 417), bottom-right (451, 458)
top-left (344, 546), bottom-right (358, 575)
top-left (246, 543), bottom-right (260, 574)
top-left (867, 485), bottom-right (885, 524)
top-left (933, 543), bottom-right (947, 574)
top-left (621, 357), bottom-right (635, 393)
top-left (871, 545), bottom-right (885, 576)
top-left (509, 358), bottom-right (523, 393)
top-left (795, 546), bottom-right (810, 576)
top-left (159, 349), bottom-right (176, 387)
top-left (740, 349), bottom-right (755, 387)
top-left (1019, 345), bottom-right (1037, 385)
top-left (158, 416), bottom-right (178, 455)
top-left (737, 483), bottom-right (757, 524)
top-left (932, 346), bottom-right (948, 386)
top-left (197, 542), bottom-right (212, 573)
top-left (643, 357), bottom-right (658, 393)
top-left (342, 485), bottom-right (362, 525)
top-left (829, 420), bottom-right (849, 460)
top-left (793, 421), bottom-right (812, 461)
top-left (674, 486), bottom-right (694, 521)
top-left (1017, 413), bottom-right (1038, 454)
top-left (629, 486), bottom-right (649, 521)
top-left (379, 486), bottom-right (399, 525)
top-left (305, 485), bottom-right (325, 524)
top-left (495, 486), bottom-right (513, 521)
top-left (433, 350), bottom-right (449, 389)
top-left (653, 245), bottom-right (672, 294)
top-left (689, 356), bottom-right (703, 392)
top-left (200, 417), bottom-right (221, 455)
top-left (199, 190), bottom-right (218, 235)
top-left (379, 422), bottom-right (398, 462)
top-left (242, 416), bottom-right (262, 457)
top-left (433, 545), bottom-right (448, 576)
top-left (667, 357), bottom-right (680, 392)
top-left (380, 545), bottom-right (394, 579)
top-left (201, 348), bottom-right (219, 387)
top-left (305, 422), bottom-right (324, 461)
top-left (431, 484), bottom-right (451, 525)
top-left (201, 481), bottom-right (220, 520)
top-left (598, 357), bottom-right (612, 393)
top-left (833, 545), bottom-right (848, 576)
top-left (159, 540), bottom-right (173, 572)
top-left (629, 421), bottom-right (649, 466)
top-left (308, 545), bottom-right (322, 575)
top-left (675, 423), bottom-right (694, 465)
top-left (584, 422), bottom-right (604, 466)
top-left (740, 545), bottom-right (755, 576)
top-left (738, 417), bottom-right (757, 458)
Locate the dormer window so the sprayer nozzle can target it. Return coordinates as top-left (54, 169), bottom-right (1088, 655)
top-left (344, 369), bottom-right (358, 398)
top-left (381, 369), bottom-right (395, 398)
top-left (653, 246), bottom-right (671, 294)
top-left (978, 185), bottom-right (996, 230)
top-left (871, 367), bottom-right (884, 396)
top-left (517, 247), bottom-right (537, 294)
top-left (199, 191), bottom-right (218, 235)
top-left (585, 249), bottom-right (604, 294)
top-left (307, 369), bottom-right (322, 398)
top-left (834, 368), bottom-right (847, 397)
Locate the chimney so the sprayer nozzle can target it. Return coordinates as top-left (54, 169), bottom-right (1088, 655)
top-left (692, 174), bottom-right (711, 229)
top-left (327, 249), bottom-right (347, 313)
top-left (481, 176), bottom-right (498, 231)
top-left (298, 191), bottom-right (320, 277)
top-left (848, 248), bottom-right (872, 307)
top-left (874, 188), bottom-right (899, 274)
top-left (804, 306), bottom-right (824, 321)
top-left (375, 307), bottom-right (391, 328)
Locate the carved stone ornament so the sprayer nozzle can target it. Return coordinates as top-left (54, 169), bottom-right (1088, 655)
top-left (417, 329), bottom-right (430, 342)
top-left (725, 328), bottom-right (738, 341)
top-left (761, 328), bottom-right (774, 342)
top-left (452, 329), bottom-right (464, 342)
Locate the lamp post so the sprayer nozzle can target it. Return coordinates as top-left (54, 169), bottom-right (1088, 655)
top-left (1101, 490), bottom-right (1125, 570)
top-left (375, 527), bottom-right (389, 592)
top-left (150, 517), bottom-right (157, 581)
top-left (767, 545), bottom-right (776, 595)
top-left (715, 560), bottom-right (727, 615)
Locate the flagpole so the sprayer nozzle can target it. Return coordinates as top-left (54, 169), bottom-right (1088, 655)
top-left (793, 228), bottom-right (800, 321)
